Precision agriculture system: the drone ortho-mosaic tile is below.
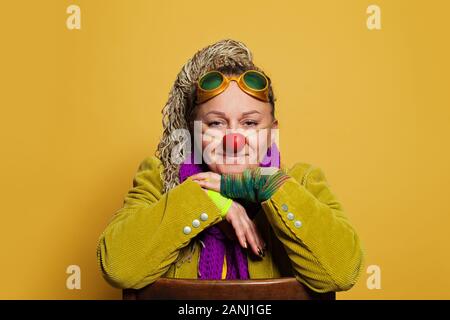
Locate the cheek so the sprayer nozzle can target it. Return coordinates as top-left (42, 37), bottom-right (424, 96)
top-left (201, 128), bottom-right (224, 151)
top-left (246, 130), bottom-right (271, 151)
top-left (201, 137), bottom-right (209, 150)
top-left (245, 129), bottom-right (273, 162)
top-left (200, 129), bottom-right (225, 167)
top-left (246, 134), bottom-right (259, 150)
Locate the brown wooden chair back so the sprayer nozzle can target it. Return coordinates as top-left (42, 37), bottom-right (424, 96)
top-left (123, 277), bottom-right (335, 300)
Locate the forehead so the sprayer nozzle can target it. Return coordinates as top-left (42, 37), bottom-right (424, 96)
top-left (196, 82), bottom-right (272, 117)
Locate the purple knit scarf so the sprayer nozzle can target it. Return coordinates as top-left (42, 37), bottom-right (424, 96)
top-left (178, 143), bottom-right (280, 280)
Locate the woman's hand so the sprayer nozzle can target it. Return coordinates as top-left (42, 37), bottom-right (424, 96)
top-left (197, 186), bottom-right (265, 258)
top-left (224, 200), bottom-right (266, 257)
top-left (190, 172), bottom-right (221, 192)
top-left (192, 172), bottom-right (266, 257)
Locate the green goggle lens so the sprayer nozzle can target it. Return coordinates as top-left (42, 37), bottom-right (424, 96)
top-left (243, 71), bottom-right (267, 90)
top-left (199, 72), bottom-right (223, 90)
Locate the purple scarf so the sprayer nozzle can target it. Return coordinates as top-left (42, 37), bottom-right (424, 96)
top-left (178, 143), bottom-right (280, 280)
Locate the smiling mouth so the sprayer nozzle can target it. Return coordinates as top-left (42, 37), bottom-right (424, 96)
top-left (217, 153), bottom-right (249, 158)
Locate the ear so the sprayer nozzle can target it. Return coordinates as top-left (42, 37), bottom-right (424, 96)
top-left (270, 119), bottom-right (279, 145)
top-left (271, 118), bottom-right (278, 129)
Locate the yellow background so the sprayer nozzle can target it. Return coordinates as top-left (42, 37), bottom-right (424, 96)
top-left (1, 0), bottom-right (449, 299)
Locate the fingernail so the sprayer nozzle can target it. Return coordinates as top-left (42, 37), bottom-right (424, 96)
top-left (258, 248), bottom-right (263, 257)
top-left (243, 241), bottom-right (247, 249)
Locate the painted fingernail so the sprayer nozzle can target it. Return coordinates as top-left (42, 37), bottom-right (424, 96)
top-left (258, 248), bottom-right (263, 257)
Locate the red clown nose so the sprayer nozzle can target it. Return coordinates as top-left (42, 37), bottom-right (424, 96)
top-left (222, 133), bottom-right (246, 154)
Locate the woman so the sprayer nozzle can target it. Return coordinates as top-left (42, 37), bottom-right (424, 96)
top-left (96, 39), bottom-right (364, 293)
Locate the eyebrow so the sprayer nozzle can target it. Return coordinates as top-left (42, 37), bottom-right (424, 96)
top-left (204, 111), bottom-right (226, 117)
top-left (242, 110), bottom-right (261, 116)
top-left (204, 110), bottom-right (261, 117)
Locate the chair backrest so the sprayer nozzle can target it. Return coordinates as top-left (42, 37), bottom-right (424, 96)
top-left (122, 277), bottom-right (335, 300)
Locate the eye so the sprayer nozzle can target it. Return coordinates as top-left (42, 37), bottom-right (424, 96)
top-left (243, 120), bottom-right (258, 127)
top-left (208, 121), bottom-right (224, 127)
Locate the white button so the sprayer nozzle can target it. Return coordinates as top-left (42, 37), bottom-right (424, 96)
top-left (200, 213), bottom-right (209, 221)
top-left (294, 220), bottom-right (302, 228)
top-left (183, 226), bottom-right (192, 235)
top-left (192, 219), bottom-right (200, 228)
top-left (287, 212), bottom-right (294, 220)
top-left (281, 204), bottom-right (288, 212)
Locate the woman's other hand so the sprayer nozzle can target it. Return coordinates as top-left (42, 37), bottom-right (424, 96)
top-left (190, 172), bottom-right (221, 192)
top-left (225, 200), bottom-right (266, 257)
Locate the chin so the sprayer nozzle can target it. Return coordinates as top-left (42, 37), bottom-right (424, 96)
top-left (212, 163), bottom-right (259, 175)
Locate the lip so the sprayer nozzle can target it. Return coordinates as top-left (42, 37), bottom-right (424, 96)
top-left (216, 153), bottom-right (249, 158)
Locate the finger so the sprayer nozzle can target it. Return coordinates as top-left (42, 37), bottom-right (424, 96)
top-left (247, 221), bottom-right (265, 255)
top-left (192, 177), bottom-right (221, 192)
top-left (228, 212), bottom-right (247, 249)
top-left (234, 205), bottom-right (259, 256)
top-left (190, 172), bottom-right (211, 181)
top-left (192, 179), bottom-right (216, 191)
top-left (234, 204), bottom-right (264, 256)
top-left (245, 218), bottom-right (264, 248)
top-left (241, 219), bottom-right (260, 256)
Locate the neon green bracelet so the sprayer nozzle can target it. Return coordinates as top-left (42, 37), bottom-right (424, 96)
top-left (207, 189), bottom-right (233, 218)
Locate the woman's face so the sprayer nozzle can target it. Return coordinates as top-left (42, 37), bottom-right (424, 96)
top-left (194, 80), bottom-right (278, 175)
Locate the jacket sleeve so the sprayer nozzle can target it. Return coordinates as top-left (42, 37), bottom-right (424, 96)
top-left (260, 164), bottom-right (365, 293)
top-left (96, 156), bottom-right (223, 289)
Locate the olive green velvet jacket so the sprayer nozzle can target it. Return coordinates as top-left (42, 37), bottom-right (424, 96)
top-left (96, 156), bottom-right (364, 293)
